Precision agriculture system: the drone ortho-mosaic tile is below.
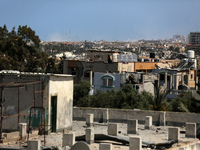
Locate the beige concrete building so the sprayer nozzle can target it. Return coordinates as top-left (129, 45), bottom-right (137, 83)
top-left (0, 72), bottom-right (74, 137)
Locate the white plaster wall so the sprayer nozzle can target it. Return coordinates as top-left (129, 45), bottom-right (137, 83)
top-left (49, 75), bottom-right (73, 131)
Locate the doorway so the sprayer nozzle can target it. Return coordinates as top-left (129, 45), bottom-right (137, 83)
top-left (51, 96), bottom-right (57, 132)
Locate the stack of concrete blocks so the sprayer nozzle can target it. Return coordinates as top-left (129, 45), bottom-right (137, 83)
top-left (86, 127), bottom-right (94, 144)
top-left (99, 143), bottom-right (112, 150)
top-left (108, 123), bottom-right (118, 136)
top-left (145, 116), bottom-right (152, 130)
top-left (186, 122), bottom-right (196, 138)
top-left (103, 109), bottom-right (109, 123)
top-left (129, 136), bottom-right (142, 150)
top-left (19, 123), bottom-right (27, 140)
top-left (62, 132), bottom-right (75, 147)
top-left (159, 111), bottom-right (166, 126)
top-left (27, 140), bottom-right (41, 150)
top-left (127, 119), bottom-right (138, 134)
top-left (168, 127), bottom-right (180, 142)
top-left (86, 113), bottom-right (94, 127)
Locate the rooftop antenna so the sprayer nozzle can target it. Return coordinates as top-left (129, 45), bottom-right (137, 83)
top-left (69, 30), bottom-right (71, 42)
top-left (66, 32), bottom-right (68, 42)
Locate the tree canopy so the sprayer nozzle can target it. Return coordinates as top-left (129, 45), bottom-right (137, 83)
top-left (73, 81), bottom-right (200, 113)
top-left (0, 25), bottom-right (49, 72)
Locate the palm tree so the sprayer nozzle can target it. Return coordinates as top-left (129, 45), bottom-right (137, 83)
top-left (149, 87), bottom-right (170, 111)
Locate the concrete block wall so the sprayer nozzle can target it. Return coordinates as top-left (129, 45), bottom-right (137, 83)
top-left (73, 107), bottom-right (109, 123)
top-left (73, 107), bottom-right (200, 128)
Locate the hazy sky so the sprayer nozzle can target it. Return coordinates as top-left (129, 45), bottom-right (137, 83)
top-left (1, 0), bottom-right (200, 41)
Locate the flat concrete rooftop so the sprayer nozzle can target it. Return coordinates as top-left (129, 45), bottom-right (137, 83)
top-left (0, 121), bottom-right (199, 150)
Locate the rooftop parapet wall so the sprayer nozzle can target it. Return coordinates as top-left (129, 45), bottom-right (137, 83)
top-left (73, 107), bottom-right (200, 127)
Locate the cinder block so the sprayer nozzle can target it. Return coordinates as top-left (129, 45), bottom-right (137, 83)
top-left (27, 140), bottom-right (41, 150)
top-left (99, 143), bottom-right (112, 150)
top-left (62, 132), bottom-right (75, 147)
top-left (145, 116), bottom-right (152, 130)
top-left (85, 127), bottom-right (94, 144)
top-left (86, 113), bottom-right (94, 127)
top-left (108, 123), bottom-right (118, 136)
top-left (159, 111), bottom-right (166, 126)
top-left (19, 123), bottom-right (27, 140)
top-left (168, 127), bottom-right (180, 142)
top-left (186, 122), bottom-right (196, 138)
top-left (129, 136), bottom-right (142, 150)
top-left (103, 109), bottom-right (109, 123)
top-left (127, 119), bottom-right (138, 134)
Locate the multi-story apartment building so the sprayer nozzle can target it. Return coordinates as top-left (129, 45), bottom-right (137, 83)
top-left (187, 32), bottom-right (200, 49)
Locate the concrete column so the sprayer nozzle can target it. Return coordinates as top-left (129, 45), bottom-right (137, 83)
top-left (145, 116), bottom-right (152, 130)
top-left (170, 75), bottom-right (173, 90)
top-left (103, 109), bottom-right (109, 123)
top-left (86, 113), bottom-right (94, 127)
top-left (181, 74), bottom-right (184, 85)
top-left (168, 127), bottom-right (180, 142)
top-left (19, 123), bottom-right (27, 140)
top-left (159, 112), bottom-right (166, 126)
top-left (165, 72), bottom-right (167, 89)
top-left (85, 127), bottom-right (94, 144)
top-left (186, 122), bottom-right (196, 138)
top-left (172, 74), bottom-right (175, 89)
top-left (27, 140), bottom-right (41, 150)
top-left (108, 123), bottom-right (118, 136)
top-left (127, 119), bottom-right (138, 134)
top-left (189, 144), bottom-right (196, 150)
top-left (99, 143), bottom-right (112, 150)
top-left (196, 142), bottom-right (200, 149)
top-left (62, 132), bottom-right (75, 147)
top-left (90, 70), bottom-right (93, 87)
top-left (129, 136), bottom-right (142, 150)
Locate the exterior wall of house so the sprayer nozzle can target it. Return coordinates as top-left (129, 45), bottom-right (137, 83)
top-left (0, 74), bottom-right (46, 131)
top-left (48, 75), bottom-right (74, 131)
top-left (158, 60), bottom-right (180, 69)
top-left (177, 70), bottom-right (196, 89)
top-left (139, 82), bottom-right (155, 95)
top-left (117, 62), bottom-right (134, 73)
top-left (93, 72), bottom-right (121, 93)
top-left (134, 62), bottom-right (158, 72)
top-left (87, 50), bottom-right (119, 63)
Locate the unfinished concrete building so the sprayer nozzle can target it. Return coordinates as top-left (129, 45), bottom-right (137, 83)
top-left (0, 71), bottom-right (74, 140)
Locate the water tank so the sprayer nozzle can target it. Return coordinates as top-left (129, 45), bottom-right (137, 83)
top-left (151, 59), bottom-right (154, 62)
top-left (150, 52), bottom-right (155, 58)
top-left (187, 50), bottom-right (195, 58)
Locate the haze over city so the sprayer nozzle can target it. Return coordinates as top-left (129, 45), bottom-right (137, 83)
top-left (1, 0), bottom-right (200, 41)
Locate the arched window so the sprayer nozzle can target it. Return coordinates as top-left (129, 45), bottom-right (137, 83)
top-left (101, 74), bottom-right (115, 87)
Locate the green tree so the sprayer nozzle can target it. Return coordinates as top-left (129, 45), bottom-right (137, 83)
top-left (73, 80), bottom-right (91, 107)
top-left (169, 91), bottom-right (200, 113)
top-left (0, 25), bottom-right (49, 72)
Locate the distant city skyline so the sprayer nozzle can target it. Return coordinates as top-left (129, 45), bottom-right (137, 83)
top-left (1, 0), bottom-right (200, 42)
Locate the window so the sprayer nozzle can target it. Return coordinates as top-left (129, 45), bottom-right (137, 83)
top-left (108, 79), bottom-right (113, 86)
top-left (101, 74), bottom-right (115, 87)
top-left (191, 74), bottom-right (193, 79)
